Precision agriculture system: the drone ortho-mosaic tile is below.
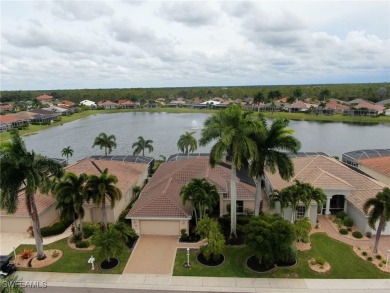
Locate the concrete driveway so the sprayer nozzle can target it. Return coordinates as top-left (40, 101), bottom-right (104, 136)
top-left (123, 235), bottom-right (179, 275)
top-left (0, 232), bottom-right (30, 255)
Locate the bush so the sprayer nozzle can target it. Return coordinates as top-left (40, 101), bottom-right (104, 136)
top-left (19, 249), bottom-right (33, 259)
top-left (352, 231), bottom-right (363, 239)
top-left (52, 251), bottom-right (60, 258)
top-left (367, 256), bottom-right (373, 262)
top-left (339, 228), bottom-right (348, 235)
top-left (75, 240), bottom-right (90, 248)
top-left (365, 231), bottom-right (372, 238)
top-left (376, 255), bottom-right (382, 260)
top-left (336, 211), bottom-right (347, 220)
top-left (180, 229), bottom-right (189, 242)
top-left (335, 218), bottom-right (343, 228)
top-left (118, 208), bottom-right (131, 224)
top-left (343, 216), bottom-right (353, 227)
top-left (41, 219), bottom-right (73, 237)
top-left (71, 232), bottom-right (82, 243)
top-left (382, 260), bottom-right (386, 264)
top-left (347, 227), bottom-right (352, 232)
top-left (362, 251), bottom-right (368, 256)
top-left (83, 222), bottom-right (100, 238)
top-left (310, 259), bottom-right (316, 265)
top-left (315, 257), bottom-right (326, 265)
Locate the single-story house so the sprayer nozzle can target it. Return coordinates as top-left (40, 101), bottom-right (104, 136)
top-left (356, 156), bottom-right (390, 186)
top-left (127, 157), bottom-right (256, 236)
top-left (42, 106), bottom-right (73, 116)
top-left (79, 100), bottom-right (97, 108)
top-left (263, 155), bottom-right (389, 235)
top-left (326, 102), bottom-right (349, 114)
top-left (0, 104), bottom-right (14, 112)
top-left (0, 158), bottom-right (149, 233)
top-left (0, 116), bottom-right (25, 132)
top-left (287, 101), bottom-right (315, 113)
top-left (376, 99), bottom-right (390, 107)
top-left (58, 100), bottom-right (76, 107)
top-left (29, 109), bottom-right (59, 123)
top-left (119, 100), bottom-right (139, 108)
top-left (98, 100), bottom-right (119, 109)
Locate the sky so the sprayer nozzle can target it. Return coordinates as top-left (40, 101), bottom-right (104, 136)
top-left (1, 0), bottom-right (389, 91)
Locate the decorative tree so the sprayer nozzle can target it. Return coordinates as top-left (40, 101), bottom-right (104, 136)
top-left (92, 132), bottom-right (117, 156)
top-left (132, 136), bottom-right (153, 156)
top-left (196, 216), bottom-right (225, 261)
top-left (61, 146), bottom-right (74, 165)
top-left (93, 228), bottom-right (124, 262)
top-left (177, 131), bottom-right (198, 154)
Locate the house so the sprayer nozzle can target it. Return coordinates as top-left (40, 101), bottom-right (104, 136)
top-left (0, 115), bottom-right (25, 132)
top-left (326, 102), bottom-right (349, 114)
top-left (355, 154), bottom-right (390, 186)
top-left (376, 98), bottom-right (390, 107)
top-left (263, 155), bottom-right (389, 235)
top-left (79, 100), bottom-right (97, 108)
top-left (36, 94), bottom-right (54, 103)
top-left (118, 100), bottom-right (139, 109)
top-left (127, 156), bottom-right (256, 236)
top-left (98, 100), bottom-right (119, 109)
top-left (58, 100), bottom-right (76, 108)
top-left (344, 99), bottom-right (385, 116)
top-left (0, 104), bottom-right (14, 112)
top-left (0, 158), bottom-right (149, 233)
top-left (287, 101), bottom-right (312, 113)
top-left (29, 109), bottom-right (58, 123)
top-left (42, 106), bottom-right (72, 116)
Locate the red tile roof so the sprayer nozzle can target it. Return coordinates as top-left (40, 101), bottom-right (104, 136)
top-left (265, 156), bottom-right (386, 214)
top-left (355, 102), bottom-right (385, 112)
top-left (129, 157), bottom-right (256, 219)
top-left (357, 157), bottom-right (390, 177)
top-left (36, 94), bottom-right (53, 101)
top-left (59, 100), bottom-right (76, 106)
top-left (98, 100), bottom-right (119, 106)
top-left (0, 105), bottom-right (14, 110)
top-left (0, 115), bottom-right (23, 123)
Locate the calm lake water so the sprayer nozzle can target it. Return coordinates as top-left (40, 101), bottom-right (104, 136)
top-left (23, 112), bottom-right (390, 164)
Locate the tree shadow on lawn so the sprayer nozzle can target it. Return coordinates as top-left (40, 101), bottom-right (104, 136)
top-left (173, 233), bottom-right (390, 279)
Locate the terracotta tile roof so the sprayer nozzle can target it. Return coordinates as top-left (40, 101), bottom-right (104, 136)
top-left (357, 157), bottom-right (390, 177)
top-left (0, 190), bottom-right (56, 217)
top-left (326, 102), bottom-right (349, 110)
top-left (0, 159), bottom-right (149, 218)
top-left (36, 94), bottom-right (53, 101)
top-left (129, 157), bottom-right (256, 219)
top-left (355, 102), bottom-right (385, 112)
top-left (59, 100), bottom-right (75, 106)
top-left (0, 115), bottom-right (24, 123)
top-left (0, 105), bottom-right (14, 110)
top-left (265, 156), bottom-right (386, 214)
top-left (287, 101), bottom-right (309, 109)
top-left (8, 111), bottom-right (37, 120)
top-left (98, 100), bottom-right (119, 106)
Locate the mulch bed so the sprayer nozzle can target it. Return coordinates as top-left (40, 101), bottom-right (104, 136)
top-left (99, 258), bottom-right (120, 270)
top-left (197, 253), bottom-right (225, 267)
top-left (14, 249), bottom-right (63, 268)
top-left (308, 258), bottom-right (331, 273)
top-left (246, 256), bottom-right (275, 273)
top-left (67, 236), bottom-right (95, 251)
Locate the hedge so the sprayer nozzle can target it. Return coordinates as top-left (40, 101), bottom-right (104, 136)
top-left (41, 219), bottom-right (73, 237)
top-left (75, 240), bottom-right (90, 248)
top-left (352, 231), bottom-right (363, 239)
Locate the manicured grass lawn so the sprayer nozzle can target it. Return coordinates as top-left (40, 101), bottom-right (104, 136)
top-left (13, 238), bottom-right (130, 274)
top-left (173, 233), bottom-right (390, 279)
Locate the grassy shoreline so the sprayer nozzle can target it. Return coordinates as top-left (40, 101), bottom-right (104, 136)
top-left (1, 108), bottom-right (389, 142)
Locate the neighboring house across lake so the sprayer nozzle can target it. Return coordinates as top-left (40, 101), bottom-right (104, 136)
top-left (0, 104), bottom-right (14, 112)
top-left (36, 94), bottom-right (54, 103)
top-left (0, 158), bottom-right (150, 233)
top-left (79, 100), bottom-right (97, 108)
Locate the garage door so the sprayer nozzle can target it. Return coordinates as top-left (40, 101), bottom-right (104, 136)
top-left (139, 220), bottom-right (180, 235)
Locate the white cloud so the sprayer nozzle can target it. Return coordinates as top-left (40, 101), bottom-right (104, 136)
top-left (52, 1), bottom-right (114, 21)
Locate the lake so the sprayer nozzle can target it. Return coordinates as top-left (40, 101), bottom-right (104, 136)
top-left (23, 112), bottom-right (390, 163)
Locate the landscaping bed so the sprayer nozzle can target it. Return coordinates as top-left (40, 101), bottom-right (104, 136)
top-left (353, 246), bottom-right (390, 274)
top-left (14, 249), bottom-right (63, 268)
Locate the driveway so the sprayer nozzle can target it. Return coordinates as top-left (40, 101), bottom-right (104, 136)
top-left (123, 235), bottom-right (179, 275)
top-left (0, 232), bottom-right (30, 255)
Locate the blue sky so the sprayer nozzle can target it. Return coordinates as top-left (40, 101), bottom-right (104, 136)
top-left (1, 0), bottom-right (389, 90)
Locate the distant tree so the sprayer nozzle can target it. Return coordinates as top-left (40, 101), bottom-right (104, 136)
top-left (132, 136), bottom-right (153, 156)
top-left (253, 91), bottom-right (265, 104)
top-left (319, 89), bottom-right (331, 100)
top-left (268, 90), bottom-right (282, 100)
top-left (61, 146), bottom-right (73, 165)
top-left (292, 88), bottom-right (302, 100)
top-left (376, 87), bottom-right (387, 100)
top-left (177, 131), bottom-right (198, 154)
top-left (92, 133), bottom-right (117, 156)
top-left (32, 99), bottom-right (42, 109)
top-left (363, 187), bottom-right (390, 253)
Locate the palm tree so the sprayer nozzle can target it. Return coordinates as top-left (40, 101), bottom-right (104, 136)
top-left (0, 130), bottom-right (64, 260)
top-left (249, 118), bottom-right (301, 216)
top-left (61, 146), bottom-right (74, 165)
top-left (54, 172), bottom-right (88, 235)
top-left (363, 187), bottom-right (390, 253)
top-left (92, 132), bottom-right (117, 156)
top-left (180, 178), bottom-right (219, 225)
top-left (269, 189), bottom-right (290, 217)
top-left (132, 136), bottom-right (154, 156)
top-left (199, 105), bottom-right (261, 238)
top-left (84, 168), bottom-right (122, 231)
top-left (177, 131), bottom-right (198, 154)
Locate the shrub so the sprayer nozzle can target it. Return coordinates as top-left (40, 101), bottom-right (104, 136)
top-left (376, 255), bottom-right (382, 260)
top-left (315, 257), bottom-right (326, 265)
top-left (339, 228), bottom-right (348, 235)
top-left (302, 236), bottom-right (310, 243)
top-left (365, 231), bottom-right (372, 238)
top-left (75, 240), bottom-right (90, 248)
top-left (382, 260), bottom-right (386, 264)
top-left (367, 256), bottom-right (373, 262)
top-left (343, 216), bottom-right (353, 227)
top-left (19, 249), bottom-right (33, 259)
top-left (71, 232), bottom-right (82, 243)
top-left (310, 259), bottom-right (316, 265)
top-left (52, 251), bottom-right (60, 258)
top-left (180, 229), bottom-right (189, 242)
top-left (336, 211), bottom-right (347, 220)
top-left (83, 222), bottom-right (100, 238)
top-left (41, 219), bottom-right (73, 237)
top-left (347, 227), bottom-right (352, 232)
top-left (362, 251), bottom-right (368, 256)
top-left (352, 231), bottom-right (363, 239)
top-left (379, 263), bottom-right (383, 267)
top-left (335, 218), bottom-right (343, 228)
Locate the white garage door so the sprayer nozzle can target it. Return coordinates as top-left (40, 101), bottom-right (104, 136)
top-left (139, 220), bottom-right (180, 235)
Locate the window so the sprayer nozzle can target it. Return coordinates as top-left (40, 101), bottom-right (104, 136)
top-left (237, 201), bottom-right (244, 213)
top-left (222, 193), bottom-right (228, 199)
top-left (296, 206), bottom-right (306, 219)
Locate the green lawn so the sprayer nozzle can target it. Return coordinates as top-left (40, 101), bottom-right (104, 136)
top-left (173, 233), bottom-right (390, 279)
top-left (13, 238), bottom-right (130, 274)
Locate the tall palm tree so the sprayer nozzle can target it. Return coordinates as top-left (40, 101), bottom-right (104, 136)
top-left (199, 105), bottom-right (261, 238)
top-left (0, 130), bottom-right (64, 260)
top-left (363, 187), bottom-right (390, 253)
top-left (84, 168), bottom-right (122, 231)
top-left (180, 178), bottom-right (219, 225)
top-left (92, 132), bottom-right (117, 156)
top-left (54, 172), bottom-right (88, 235)
top-left (249, 118), bottom-right (301, 216)
top-left (61, 146), bottom-right (74, 165)
top-left (177, 131), bottom-right (198, 154)
top-left (132, 136), bottom-right (153, 156)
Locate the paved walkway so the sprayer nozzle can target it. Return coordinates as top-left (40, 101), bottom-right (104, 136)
top-left (318, 216), bottom-right (390, 257)
top-left (15, 271), bottom-right (390, 292)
